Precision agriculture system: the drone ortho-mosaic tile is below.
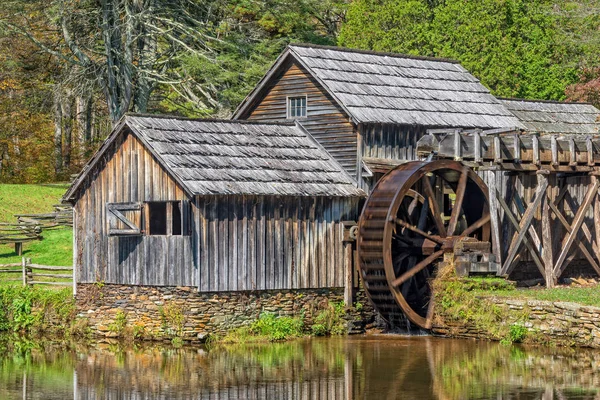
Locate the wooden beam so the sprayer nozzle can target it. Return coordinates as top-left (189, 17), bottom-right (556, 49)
top-left (512, 191), bottom-right (543, 252)
top-left (587, 136), bottom-right (594, 166)
top-left (496, 190), bottom-right (545, 277)
top-left (553, 178), bottom-right (600, 278)
top-left (501, 178), bottom-right (548, 276)
top-left (569, 138), bottom-right (577, 166)
top-left (532, 135), bottom-right (540, 166)
top-left (447, 167), bottom-right (468, 236)
top-left (541, 174), bottom-right (555, 287)
top-left (474, 131), bottom-right (482, 163)
top-left (422, 176), bottom-right (446, 237)
top-left (486, 171), bottom-right (502, 265)
top-left (454, 129), bottom-right (462, 161)
top-left (549, 200), bottom-right (600, 276)
top-left (551, 135), bottom-right (559, 166)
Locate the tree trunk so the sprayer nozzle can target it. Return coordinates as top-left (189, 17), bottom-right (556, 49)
top-left (61, 95), bottom-right (73, 171)
top-left (77, 96), bottom-right (93, 158)
top-left (53, 90), bottom-right (63, 176)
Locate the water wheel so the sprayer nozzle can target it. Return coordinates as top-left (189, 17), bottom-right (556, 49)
top-left (357, 160), bottom-right (491, 329)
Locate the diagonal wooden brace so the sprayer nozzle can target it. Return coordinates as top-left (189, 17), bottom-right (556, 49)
top-left (497, 190), bottom-right (545, 277)
top-left (501, 177), bottom-right (548, 276)
top-left (553, 179), bottom-right (600, 278)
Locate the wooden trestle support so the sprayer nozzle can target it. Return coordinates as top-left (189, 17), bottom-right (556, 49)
top-left (358, 127), bottom-right (600, 330)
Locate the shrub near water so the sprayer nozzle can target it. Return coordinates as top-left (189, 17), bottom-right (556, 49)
top-left (0, 286), bottom-right (76, 336)
top-left (222, 313), bottom-right (304, 343)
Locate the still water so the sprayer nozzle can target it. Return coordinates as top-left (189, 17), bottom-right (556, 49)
top-left (1, 335), bottom-right (599, 399)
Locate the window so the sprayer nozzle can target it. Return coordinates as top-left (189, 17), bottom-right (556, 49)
top-left (107, 203), bottom-right (143, 236)
top-left (146, 201), bottom-right (188, 236)
top-left (148, 202), bottom-right (168, 235)
top-left (288, 96), bottom-right (307, 118)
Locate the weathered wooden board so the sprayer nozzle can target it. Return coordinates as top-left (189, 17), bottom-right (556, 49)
top-left (195, 195), bottom-right (358, 292)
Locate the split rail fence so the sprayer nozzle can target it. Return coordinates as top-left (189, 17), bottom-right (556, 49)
top-left (0, 258), bottom-right (73, 286)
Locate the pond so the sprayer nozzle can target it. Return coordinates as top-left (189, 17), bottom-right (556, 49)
top-left (0, 335), bottom-right (599, 399)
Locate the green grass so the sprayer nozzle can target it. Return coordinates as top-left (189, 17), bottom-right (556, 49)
top-left (0, 228), bottom-right (72, 266)
top-left (0, 184), bottom-right (72, 286)
top-left (0, 184), bottom-right (68, 223)
top-left (477, 286), bottom-right (600, 307)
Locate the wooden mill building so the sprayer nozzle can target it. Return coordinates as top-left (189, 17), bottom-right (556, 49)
top-left (233, 44), bottom-right (525, 187)
top-left (65, 44), bottom-right (600, 297)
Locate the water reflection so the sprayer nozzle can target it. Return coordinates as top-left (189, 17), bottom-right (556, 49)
top-left (0, 336), bottom-right (599, 399)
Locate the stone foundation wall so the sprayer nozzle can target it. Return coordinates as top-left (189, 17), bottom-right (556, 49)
top-left (433, 297), bottom-right (600, 348)
top-left (76, 284), bottom-right (381, 341)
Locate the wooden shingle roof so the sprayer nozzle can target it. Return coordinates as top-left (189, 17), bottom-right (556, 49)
top-left (500, 98), bottom-right (600, 135)
top-left (64, 115), bottom-right (364, 201)
top-left (235, 44), bottom-right (524, 129)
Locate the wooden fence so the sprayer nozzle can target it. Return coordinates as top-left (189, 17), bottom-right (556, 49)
top-left (15, 204), bottom-right (73, 230)
top-left (0, 258), bottom-right (73, 286)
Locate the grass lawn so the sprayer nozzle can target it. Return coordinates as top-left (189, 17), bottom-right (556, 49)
top-left (476, 286), bottom-right (600, 307)
top-left (0, 184), bottom-right (72, 286)
top-left (0, 184), bottom-right (69, 222)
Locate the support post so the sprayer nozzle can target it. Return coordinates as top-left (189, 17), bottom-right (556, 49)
top-left (532, 135), bottom-right (540, 166)
top-left (569, 138), bottom-right (577, 166)
top-left (21, 257), bottom-right (26, 286)
top-left (474, 130), bottom-right (482, 163)
top-left (551, 135), bottom-right (558, 166)
top-left (587, 136), bottom-right (594, 166)
top-left (343, 223), bottom-right (357, 307)
top-left (454, 129), bottom-right (462, 161)
top-left (487, 171), bottom-right (502, 267)
top-left (494, 135), bottom-right (501, 164)
top-left (15, 242), bottom-right (22, 256)
top-left (345, 242), bottom-right (354, 307)
top-left (513, 133), bottom-right (521, 163)
top-left (541, 173), bottom-right (555, 288)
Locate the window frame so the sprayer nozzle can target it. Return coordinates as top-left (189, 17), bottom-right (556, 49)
top-left (106, 202), bottom-right (143, 236)
top-left (286, 95), bottom-right (307, 119)
top-left (144, 200), bottom-right (189, 237)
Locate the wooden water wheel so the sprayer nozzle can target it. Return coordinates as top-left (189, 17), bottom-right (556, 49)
top-left (357, 160), bottom-right (491, 329)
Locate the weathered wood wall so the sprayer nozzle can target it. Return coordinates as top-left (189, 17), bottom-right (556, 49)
top-left (74, 131), bottom-right (196, 286)
top-left (361, 124), bottom-right (427, 161)
top-left (196, 195), bottom-right (360, 291)
top-left (73, 130), bottom-right (360, 290)
top-left (245, 61), bottom-right (357, 177)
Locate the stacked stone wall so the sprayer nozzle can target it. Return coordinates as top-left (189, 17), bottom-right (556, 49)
top-left (76, 284), bottom-right (381, 341)
top-left (433, 297), bottom-right (600, 348)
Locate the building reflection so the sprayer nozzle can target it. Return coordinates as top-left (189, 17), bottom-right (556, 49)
top-left (2, 336), bottom-right (600, 400)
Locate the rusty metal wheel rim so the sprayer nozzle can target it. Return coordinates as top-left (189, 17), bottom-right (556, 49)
top-left (358, 160), bottom-right (490, 329)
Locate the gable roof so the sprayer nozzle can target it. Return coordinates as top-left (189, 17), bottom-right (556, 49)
top-left (64, 115), bottom-right (364, 202)
top-left (500, 98), bottom-right (600, 135)
top-left (234, 43), bottom-right (524, 130)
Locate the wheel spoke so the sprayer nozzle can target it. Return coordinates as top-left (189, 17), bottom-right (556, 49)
top-left (422, 176), bottom-right (447, 237)
top-left (391, 249), bottom-right (444, 287)
top-left (459, 214), bottom-right (491, 237)
top-left (395, 219), bottom-right (444, 244)
top-left (447, 167), bottom-right (468, 236)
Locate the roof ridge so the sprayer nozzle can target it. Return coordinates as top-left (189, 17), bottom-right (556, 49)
top-left (289, 43), bottom-right (461, 64)
top-left (125, 113), bottom-right (296, 126)
top-left (498, 97), bottom-right (596, 106)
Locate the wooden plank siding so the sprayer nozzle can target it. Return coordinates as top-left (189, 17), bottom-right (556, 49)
top-left (74, 131), bottom-right (196, 286)
top-left (196, 195), bottom-right (360, 292)
top-left (361, 124), bottom-right (428, 161)
top-left (245, 61), bottom-right (358, 177)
